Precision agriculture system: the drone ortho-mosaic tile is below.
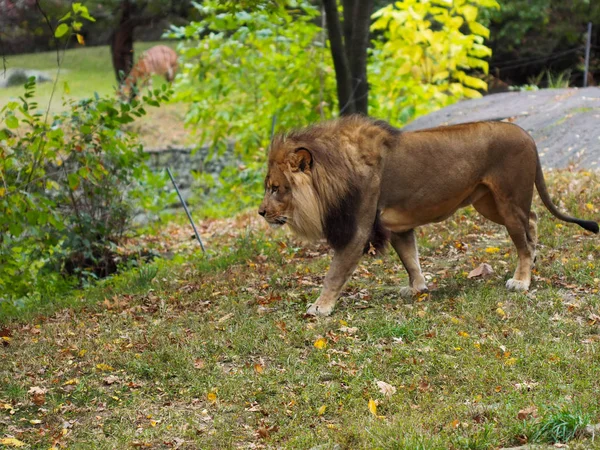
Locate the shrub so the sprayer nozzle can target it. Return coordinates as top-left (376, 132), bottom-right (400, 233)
top-left (0, 78), bottom-right (172, 312)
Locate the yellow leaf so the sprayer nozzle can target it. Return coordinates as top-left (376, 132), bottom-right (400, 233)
top-left (368, 399), bottom-right (377, 416)
top-left (485, 247), bottom-right (500, 254)
top-left (207, 392), bottom-right (217, 403)
top-left (76, 34), bottom-right (85, 45)
top-left (469, 21), bottom-right (490, 38)
top-left (339, 319), bottom-right (348, 327)
top-left (496, 307), bottom-right (506, 318)
top-left (0, 437), bottom-right (26, 447)
top-left (96, 363), bottom-right (114, 372)
top-left (317, 405), bottom-right (327, 416)
top-left (150, 420), bottom-right (158, 427)
top-left (63, 378), bottom-right (79, 386)
top-left (0, 187), bottom-right (5, 197)
top-left (586, 203), bottom-right (594, 211)
top-left (313, 338), bottom-right (327, 349)
top-left (29, 419), bottom-right (42, 424)
top-left (505, 357), bottom-right (518, 366)
top-left (458, 331), bottom-right (469, 338)
top-left (78, 349), bottom-right (87, 357)
top-left (254, 363), bottom-right (264, 374)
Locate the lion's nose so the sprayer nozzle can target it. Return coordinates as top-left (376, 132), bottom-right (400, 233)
top-left (258, 208), bottom-right (266, 217)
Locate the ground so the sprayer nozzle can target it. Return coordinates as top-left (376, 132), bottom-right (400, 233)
top-left (1, 171), bottom-right (599, 449)
top-left (405, 87), bottom-right (600, 170)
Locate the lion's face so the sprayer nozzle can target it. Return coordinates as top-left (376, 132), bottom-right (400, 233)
top-left (258, 162), bottom-right (293, 228)
top-left (259, 146), bottom-right (323, 239)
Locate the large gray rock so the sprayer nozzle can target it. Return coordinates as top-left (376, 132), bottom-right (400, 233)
top-left (0, 68), bottom-right (53, 88)
top-left (404, 88), bottom-right (600, 170)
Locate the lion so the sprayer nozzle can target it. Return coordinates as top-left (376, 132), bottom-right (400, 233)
top-left (258, 115), bottom-right (599, 316)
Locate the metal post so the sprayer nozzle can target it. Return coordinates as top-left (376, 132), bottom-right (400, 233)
top-left (584, 22), bottom-right (592, 88)
top-left (166, 167), bottom-right (206, 254)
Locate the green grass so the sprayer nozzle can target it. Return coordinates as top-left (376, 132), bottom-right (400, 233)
top-left (1, 171), bottom-right (599, 448)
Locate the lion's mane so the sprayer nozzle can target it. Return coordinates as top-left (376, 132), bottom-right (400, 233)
top-left (271, 115), bottom-right (398, 253)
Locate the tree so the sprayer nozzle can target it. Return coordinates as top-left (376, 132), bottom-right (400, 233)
top-left (322, 0), bottom-right (375, 116)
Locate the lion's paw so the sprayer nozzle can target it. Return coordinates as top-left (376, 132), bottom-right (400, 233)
top-left (505, 278), bottom-right (529, 292)
top-left (306, 302), bottom-right (335, 317)
top-left (399, 285), bottom-right (428, 299)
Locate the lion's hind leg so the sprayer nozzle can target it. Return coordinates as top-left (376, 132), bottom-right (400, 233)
top-left (391, 230), bottom-right (428, 298)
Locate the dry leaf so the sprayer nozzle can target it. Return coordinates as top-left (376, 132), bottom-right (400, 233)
top-left (0, 437), bottom-right (26, 447)
top-left (254, 363), bottom-right (264, 374)
top-left (63, 378), bottom-right (79, 386)
top-left (458, 331), bottom-right (470, 338)
top-left (468, 263), bottom-right (494, 279)
top-left (96, 363), bottom-right (114, 372)
top-left (317, 405), bottom-right (327, 416)
top-left (194, 359), bottom-right (205, 369)
top-left (485, 247), bottom-right (500, 254)
top-left (339, 326), bottom-right (358, 334)
top-left (517, 406), bottom-right (538, 420)
top-left (207, 392), bottom-right (217, 403)
top-left (103, 375), bottom-right (119, 385)
top-left (28, 386), bottom-right (47, 406)
top-left (368, 398), bottom-right (377, 416)
top-left (376, 380), bottom-right (396, 398)
top-left (313, 338), bottom-right (327, 349)
top-left (496, 307), bottom-right (507, 318)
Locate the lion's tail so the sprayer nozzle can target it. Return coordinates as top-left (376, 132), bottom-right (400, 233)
top-left (534, 153), bottom-right (599, 233)
top-left (363, 210), bottom-right (391, 255)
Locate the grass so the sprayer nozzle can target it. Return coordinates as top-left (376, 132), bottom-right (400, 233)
top-left (1, 42), bottom-right (191, 148)
top-left (1, 170), bottom-right (599, 448)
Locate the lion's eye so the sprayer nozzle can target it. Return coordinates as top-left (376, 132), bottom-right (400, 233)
top-left (271, 185), bottom-right (279, 194)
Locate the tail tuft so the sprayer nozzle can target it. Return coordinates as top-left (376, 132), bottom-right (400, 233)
top-left (577, 219), bottom-right (599, 234)
top-left (363, 211), bottom-right (391, 255)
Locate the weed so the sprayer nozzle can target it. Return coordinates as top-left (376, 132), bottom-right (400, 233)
top-left (532, 406), bottom-right (591, 443)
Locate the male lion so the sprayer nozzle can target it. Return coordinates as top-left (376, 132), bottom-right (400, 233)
top-left (258, 115), bottom-right (599, 316)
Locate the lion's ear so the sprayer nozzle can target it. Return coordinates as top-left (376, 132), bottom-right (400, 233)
top-left (289, 148), bottom-right (313, 173)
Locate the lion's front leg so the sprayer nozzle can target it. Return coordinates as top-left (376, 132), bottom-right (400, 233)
top-left (306, 241), bottom-right (365, 316)
top-left (391, 230), bottom-right (428, 298)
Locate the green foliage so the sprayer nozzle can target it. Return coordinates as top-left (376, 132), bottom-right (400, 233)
top-left (532, 406), bottom-right (591, 443)
top-left (0, 78), bottom-right (172, 313)
top-left (369, 0), bottom-right (499, 123)
top-left (166, 0), bottom-right (334, 213)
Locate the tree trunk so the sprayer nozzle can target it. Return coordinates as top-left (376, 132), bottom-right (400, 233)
top-left (322, 0), bottom-right (374, 116)
top-left (348, 0), bottom-right (374, 115)
top-left (110, 0), bottom-right (135, 83)
top-left (322, 0), bottom-right (355, 115)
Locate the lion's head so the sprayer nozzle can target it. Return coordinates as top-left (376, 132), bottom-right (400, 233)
top-left (258, 139), bottom-right (324, 241)
top-left (258, 116), bottom-right (393, 253)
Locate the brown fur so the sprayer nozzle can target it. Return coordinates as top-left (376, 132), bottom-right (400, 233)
top-left (121, 45), bottom-right (178, 98)
top-left (258, 115), bottom-right (599, 316)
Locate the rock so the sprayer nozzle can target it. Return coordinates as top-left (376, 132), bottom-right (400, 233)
top-left (0, 68), bottom-right (53, 88)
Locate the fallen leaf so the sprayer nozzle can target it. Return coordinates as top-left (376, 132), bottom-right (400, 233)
top-left (96, 363), bottom-right (114, 372)
top-left (103, 375), bottom-right (119, 385)
top-left (0, 437), bottom-right (26, 447)
top-left (207, 392), bottom-right (217, 403)
top-left (376, 380), bottom-right (396, 398)
top-left (485, 247), bottom-right (500, 254)
top-left (317, 405), bottom-right (327, 416)
top-left (517, 406), bottom-right (538, 420)
top-left (496, 307), bottom-right (507, 319)
top-left (313, 338), bottom-right (327, 349)
top-left (458, 331), bottom-right (470, 338)
top-left (254, 363), bottom-right (264, 374)
top-left (28, 386), bottom-right (47, 406)
top-left (468, 263), bottom-right (494, 279)
top-left (63, 378), bottom-right (79, 386)
top-left (368, 398), bottom-right (377, 416)
top-left (193, 359), bottom-right (205, 369)
top-left (339, 326), bottom-right (358, 334)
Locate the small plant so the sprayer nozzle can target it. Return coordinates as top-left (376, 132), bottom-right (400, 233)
top-left (137, 264), bottom-right (159, 287)
top-left (531, 406), bottom-right (591, 443)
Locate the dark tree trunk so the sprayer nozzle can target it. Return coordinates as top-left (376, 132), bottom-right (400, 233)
top-left (322, 0), bottom-right (355, 115)
top-left (348, 0), bottom-right (374, 115)
top-left (322, 0), bottom-right (374, 116)
top-left (110, 0), bottom-right (135, 83)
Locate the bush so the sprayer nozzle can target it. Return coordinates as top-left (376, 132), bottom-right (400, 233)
top-left (0, 78), bottom-right (172, 312)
